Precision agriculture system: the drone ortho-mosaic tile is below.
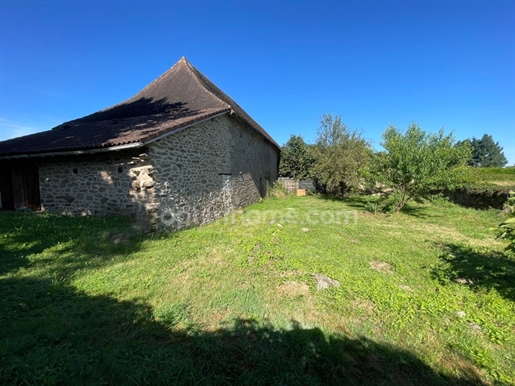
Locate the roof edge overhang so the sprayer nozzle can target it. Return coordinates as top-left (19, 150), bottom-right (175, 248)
top-left (0, 142), bottom-right (145, 160)
top-left (0, 110), bottom-right (230, 160)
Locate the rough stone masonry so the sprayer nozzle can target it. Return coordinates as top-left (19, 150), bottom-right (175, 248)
top-left (37, 114), bottom-right (278, 229)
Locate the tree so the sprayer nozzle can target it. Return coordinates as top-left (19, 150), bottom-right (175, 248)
top-left (279, 135), bottom-right (315, 180)
top-left (467, 134), bottom-right (508, 167)
top-left (311, 114), bottom-right (371, 197)
top-left (498, 192), bottom-right (515, 255)
top-left (379, 123), bottom-right (471, 212)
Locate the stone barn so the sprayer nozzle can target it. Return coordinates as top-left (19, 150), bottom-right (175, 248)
top-left (0, 57), bottom-right (280, 229)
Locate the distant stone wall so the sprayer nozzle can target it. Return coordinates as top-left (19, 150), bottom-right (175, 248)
top-left (35, 114), bottom-right (279, 229)
top-left (228, 116), bottom-right (279, 208)
top-left (443, 188), bottom-right (509, 210)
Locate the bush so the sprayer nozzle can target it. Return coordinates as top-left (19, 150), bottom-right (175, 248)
top-left (498, 191), bottom-right (515, 255)
top-left (377, 123), bottom-right (471, 212)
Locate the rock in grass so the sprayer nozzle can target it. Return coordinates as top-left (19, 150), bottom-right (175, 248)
top-left (111, 234), bottom-right (131, 246)
top-left (313, 273), bottom-right (340, 290)
top-left (469, 322), bottom-right (482, 332)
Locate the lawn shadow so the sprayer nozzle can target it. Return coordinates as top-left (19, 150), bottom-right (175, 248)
top-left (0, 211), bottom-right (144, 276)
top-left (431, 242), bottom-right (515, 302)
top-left (314, 194), bottom-right (432, 217)
top-left (0, 276), bottom-right (487, 385)
top-left (315, 194), bottom-right (372, 210)
top-left (399, 203), bottom-right (432, 219)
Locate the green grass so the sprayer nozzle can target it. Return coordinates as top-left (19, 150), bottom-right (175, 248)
top-left (466, 167), bottom-right (515, 188)
top-left (1, 197), bottom-right (514, 385)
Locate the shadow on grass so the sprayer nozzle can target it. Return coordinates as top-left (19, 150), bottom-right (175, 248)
top-left (431, 243), bottom-right (515, 302)
top-left (0, 212), bottom-right (143, 276)
top-left (0, 276), bottom-right (486, 385)
top-left (315, 194), bottom-right (432, 219)
top-left (399, 203), bottom-right (432, 219)
top-left (315, 194), bottom-right (371, 210)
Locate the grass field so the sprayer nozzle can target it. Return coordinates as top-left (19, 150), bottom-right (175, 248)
top-left (1, 195), bottom-right (514, 385)
top-left (468, 167), bottom-right (515, 188)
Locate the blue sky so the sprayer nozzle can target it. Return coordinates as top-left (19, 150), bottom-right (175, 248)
top-left (1, 1), bottom-right (514, 164)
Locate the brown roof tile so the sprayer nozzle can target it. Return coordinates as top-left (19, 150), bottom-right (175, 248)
top-left (0, 57), bottom-right (279, 158)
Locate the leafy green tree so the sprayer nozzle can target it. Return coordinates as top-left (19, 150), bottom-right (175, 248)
top-left (378, 123), bottom-right (471, 212)
top-left (498, 191), bottom-right (515, 255)
top-left (311, 114), bottom-right (371, 197)
top-left (467, 134), bottom-right (508, 167)
top-left (279, 135), bottom-right (315, 180)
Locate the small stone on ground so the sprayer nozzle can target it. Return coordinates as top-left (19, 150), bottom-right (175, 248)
top-left (111, 234), bottom-right (131, 246)
top-left (469, 322), bottom-right (482, 332)
top-left (313, 273), bottom-right (341, 290)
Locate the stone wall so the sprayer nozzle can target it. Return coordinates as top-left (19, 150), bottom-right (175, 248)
top-left (38, 149), bottom-right (149, 219)
top-left (228, 117), bottom-right (279, 208)
top-left (145, 116), bottom-right (231, 228)
top-left (32, 113), bottom-right (279, 229)
top-left (147, 114), bottom-right (279, 228)
top-left (443, 188), bottom-right (509, 210)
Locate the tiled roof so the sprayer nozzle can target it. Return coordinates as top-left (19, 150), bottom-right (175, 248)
top-left (0, 57), bottom-right (279, 158)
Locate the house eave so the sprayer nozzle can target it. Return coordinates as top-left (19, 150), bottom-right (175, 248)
top-left (0, 142), bottom-right (145, 160)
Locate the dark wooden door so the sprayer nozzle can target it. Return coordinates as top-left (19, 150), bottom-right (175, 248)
top-left (0, 170), bottom-right (14, 210)
top-left (23, 167), bottom-right (41, 211)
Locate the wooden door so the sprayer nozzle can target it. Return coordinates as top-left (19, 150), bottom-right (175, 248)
top-left (0, 170), bottom-right (14, 210)
top-left (23, 166), bottom-right (41, 211)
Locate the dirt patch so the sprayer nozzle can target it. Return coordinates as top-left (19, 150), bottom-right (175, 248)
top-left (279, 270), bottom-right (302, 278)
top-left (277, 281), bottom-right (310, 298)
top-left (369, 261), bottom-right (394, 274)
top-left (437, 352), bottom-right (487, 384)
top-left (397, 284), bottom-right (414, 292)
top-left (352, 298), bottom-right (375, 316)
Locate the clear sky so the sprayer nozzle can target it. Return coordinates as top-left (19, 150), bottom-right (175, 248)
top-left (1, 1), bottom-right (514, 164)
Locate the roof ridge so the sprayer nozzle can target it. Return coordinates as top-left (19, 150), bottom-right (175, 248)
top-left (180, 57), bottom-right (231, 110)
top-left (180, 59), bottom-right (280, 149)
